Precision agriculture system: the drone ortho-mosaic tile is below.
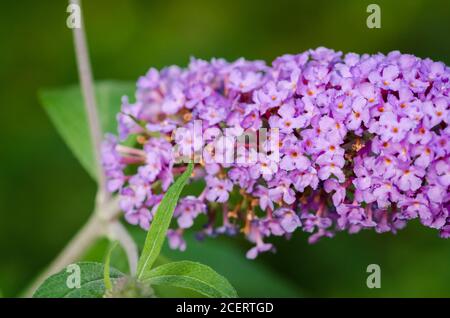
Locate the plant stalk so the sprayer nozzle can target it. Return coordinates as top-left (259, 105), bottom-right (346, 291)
top-left (22, 213), bottom-right (103, 297)
top-left (22, 0), bottom-right (139, 297)
top-left (70, 0), bottom-right (107, 193)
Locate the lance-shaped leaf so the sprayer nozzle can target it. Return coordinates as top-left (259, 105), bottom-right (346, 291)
top-left (33, 262), bottom-right (123, 298)
top-left (141, 261), bottom-right (237, 298)
top-left (136, 162), bottom-right (194, 280)
top-left (103, 242), bottom-right (119, 292)
top-left (39, 81), bottom-right (135, 180)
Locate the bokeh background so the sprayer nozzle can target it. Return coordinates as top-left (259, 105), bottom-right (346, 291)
top-left (1, 0), bottom-right (449, 297)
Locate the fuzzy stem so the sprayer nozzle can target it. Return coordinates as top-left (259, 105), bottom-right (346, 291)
top-left (70, 0), bottom-right (106, 193)
top-left (21, 1), bottom-right (138, 297)
top-left (23, 195), bottom-right (127, 297)
top-left (22, 213), bottom-right (103, 297)
top-left (107, 221), bottom-right (139, 275)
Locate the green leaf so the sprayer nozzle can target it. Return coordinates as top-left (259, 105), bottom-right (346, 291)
top-left (33, 262), bottom-right (124, 298)
top-left (136, 162), bottom-right (194, 280)
top-left (103, 242), bottom-right (118, 292)
top-left (39, 81), bottom-right (135, 180)
top-left (128, 225), bottom-right (304, 297)
top-left (142, 261), bottom-right (237, 298)
top-left (82, 238), bottom-right (195, 297)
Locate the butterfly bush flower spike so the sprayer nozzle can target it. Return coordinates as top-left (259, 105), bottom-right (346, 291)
top-left (101, 47), bottom-right (450, 259)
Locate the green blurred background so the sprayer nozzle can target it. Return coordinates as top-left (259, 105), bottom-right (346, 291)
top-left (1, 0), bottom-right (449, 297)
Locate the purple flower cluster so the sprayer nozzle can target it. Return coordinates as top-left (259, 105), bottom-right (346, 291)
top-left (102, 47), bottom-right (450, 258)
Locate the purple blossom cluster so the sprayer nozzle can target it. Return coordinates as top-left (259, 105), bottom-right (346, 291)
top-left (102, 47), bottom-right (450, 258)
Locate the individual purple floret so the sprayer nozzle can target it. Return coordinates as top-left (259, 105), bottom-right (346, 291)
top-left (102, 47), bottom-right (450, 258)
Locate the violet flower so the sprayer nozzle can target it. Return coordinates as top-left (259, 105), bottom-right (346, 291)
top-left (101, 47), bottom-right (450, 258)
